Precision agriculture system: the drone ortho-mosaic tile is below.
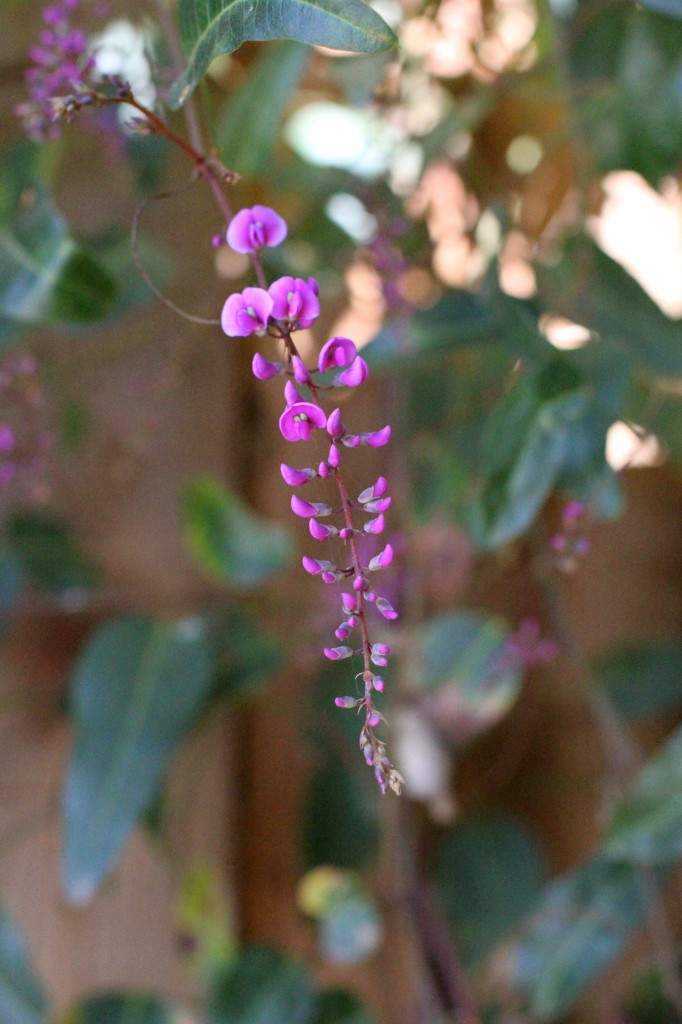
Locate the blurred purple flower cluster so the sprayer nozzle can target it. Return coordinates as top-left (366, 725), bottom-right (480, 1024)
top-left (16, 0), bottom-right (96, 141)
top-left (0, 354), bottom-right (53, 500)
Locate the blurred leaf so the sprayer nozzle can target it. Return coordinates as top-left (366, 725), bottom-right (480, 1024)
top-left (570, 8), bottom-right (682, 183)
top-left (63, 994), bottom-right (177, 1024)
top-left (170, 0), bottom-right (397, 107)
top-left (302, 760), bottom-right (379, 871)
top-left (58, 400), bottom-right (91, 453)
top-left (364, 277), bottom-right (548, 369)
top-left (207, 605), bottom-right (281, 702)
top-left (176, 864), bottom-right (236, 982)
top-left (505, 855), bottom-right (645, 1020)
top-left (417, 612), bottom-right (521, 739)
top-left (6, 512), bottom-right (97, 595)
top-left (207, 947), bottom-right (314, 1024)
top-left (536, 237), bottom-right (682, 379)
top-left (636, 0), bottom-right (682, 18)
top-left (217, 42), bottom-right (309, 177)
top-left (319, 896), bottom-right (382, 965)
top-left (433, 813), bottom-right (545, 964)
top-left (184, 477), bottom-right (291, 589)
top-left (420, 93), bottom-right (494, 165)
top-left (63, 615), bottom-right (215, 902)
top-left (593, 643), bottom-right (682, 719)
top-left (470, 360), bottom-right (592, 548)
top-left (0, 905), bottom-right (48, 1024)
top-left (607, 722), bottom-right (682, 864)
top-left (0, 164), bottom-right (116, 325)
top-left (312, 990), bottom-right (374, 1024)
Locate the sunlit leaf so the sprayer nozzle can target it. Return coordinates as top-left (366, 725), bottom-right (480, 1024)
top-left (63, 615), bottom-right (215, 902)
top-left (217, 42), bottom-right (310, 177)
top-left (503, 855), bottom-right (645, 1020)
top-left (207, 947), bottom-right (314, 1024)
top-left (184, 477), bottom-right (292, 589)
top-left (0, 906), bottom-right (48, 1024)
top-left (606, 722), bottom-right (682, 864)
top-left (433, 813), bottom-right (546, 964)
top-left (170, 0), bottom-right (397, 107)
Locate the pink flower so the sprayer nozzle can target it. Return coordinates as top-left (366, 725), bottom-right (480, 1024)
top-left (269, 277), bottom-right (320, 329)
top-left (334, 356), bottom-right (368, 388)
top-left (318, 336), bottom-right (357, 373)
top-left (252, 352), bottom-right (283, 379)
top-left (226, 206), bottom-right (287, 253)
top-left (279, 402), bottom-right (327, 442)
top-left (221, 287), bottom-right (273, 337)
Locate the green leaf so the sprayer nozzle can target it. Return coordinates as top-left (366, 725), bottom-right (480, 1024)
top-left (169, 0), bottom-right (397, 107)
top-left (183, 477), bottom-right (291, 589)
top-left (217, 42), bottom-right (310, 177)
top-left (471, 361), bottom-right (592, 548)
top-left (6, 512), bottom-right (97, 595)
top-left (416, 612), bottom-right (521, 734)
top-left (63, 994), bottom-right (177, 1024)
top-left (207, 947), bottom-right (315, 1024)
top-left (433, 813), bottom-right (546, 964)
top-left (63, 615), bottom-right (215, 902)
top-left (536, 237), bottom-right (682, 379)
top-left (606, 722), bottom-right (682, 864)
top-left (593, 643), bottom-right (682, 719)
top-left (312, 990), bottom-right (374, 1024)
top-left (302, 760), bottom-right (379, 872)
top-left (0, 172), bottom-right (116, 325)
top-left (207, 605), bottom-right (281, 702)
top-left (505, 855), bottom-right (645, 1020)
top-left (636, 0), bottom-right (682, 18)
top-left (319, 897), bottom-right (382, 965)
top-left (0, 906), bottom-right (48, 1024)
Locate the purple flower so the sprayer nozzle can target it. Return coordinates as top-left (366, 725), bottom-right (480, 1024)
top-left (302, 556), bottom-right (335, 575)
top-left (291, 354), bottom-right (312, 386)
top-left (269, 277), bottom-right (320, 329)
top-left (334, 356), bottom-right (368, 388)
top-left (364, 514), bottom-right (385, 534)
top-left (284, 381), bottom-right (305, 406)
top-left (291, 495), bottom-right (333, 518)
top-left (326, 408), bottom-right (345, 438)
top-left (368, 543), bottom-right (394, 571)
top-left (309, 519), bottom-right (337, 540)
top-left (280, 463), bottom-right (315, 486)
top-left (343, 425), bottom-right (391, 448)
top-left (279, 402), bottom-right (327, 442)
top-left (221, 288), bottom-right (273, 337)
top-left (226, 206), bottom-right (287, 254)
top-left (252, 353), bottom-right (283, 380)
top-left (324, 646), bottom-right (354, 661)
top-left (358, 477), bottom-right (388, 504)
top-left (318, 336), bottom-right (357, 373)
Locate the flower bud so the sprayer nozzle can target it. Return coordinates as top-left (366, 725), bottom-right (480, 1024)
top-left (335, 696), bottom-right (359, 708)
top-left (281, 463), bottom-right (315, 486)
top-left (376, 596), bottom-right (398, 620)
top-left (358, 477), bottom-right (388, 504)
top-left (326, 408), bottom-right (345, 438)
top-left (324, 646), bottom-right (354, 660)
top-left (252, 352), bottom-right (283, 380)
top-left (309, 519), bottom-right (337, 540)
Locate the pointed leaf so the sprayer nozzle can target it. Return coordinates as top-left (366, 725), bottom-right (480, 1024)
top-left (217, 42), bottom-right (310, 177)
top-left (606, 723), bottom-right (682, 864)
top-left (183, 477), bottom-right (292, 589)
top-left (63, 615), bottom-right (215, 903)
top-left (0, 907), bottom-right (48, 1024)
top-left (169, 0), bottom-right (397, 108)
top-left (207, 947), bottom-right (315, 1024)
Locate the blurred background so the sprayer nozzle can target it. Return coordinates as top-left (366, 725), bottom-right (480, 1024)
top-left (0, 0), bottom-right (682, 1022)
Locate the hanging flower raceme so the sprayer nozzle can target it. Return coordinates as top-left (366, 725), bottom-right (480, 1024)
top-left (220, 205), bottom-right (403, 796)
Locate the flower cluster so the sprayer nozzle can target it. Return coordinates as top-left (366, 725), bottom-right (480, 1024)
top-left (549, 500), bottom-right (590, 573)
top-left (220, 205), bottom-right (403, 795)
top-left (16, 0), bottom-right (96, 141)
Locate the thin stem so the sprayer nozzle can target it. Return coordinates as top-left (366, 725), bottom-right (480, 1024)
top-left (535, 531), bottom-right (682, 1016)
